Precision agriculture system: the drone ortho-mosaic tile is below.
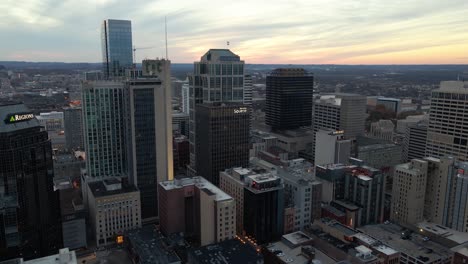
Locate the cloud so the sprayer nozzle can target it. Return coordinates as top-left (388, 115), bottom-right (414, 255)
top-left (0, 0), bottom-right (467, 64)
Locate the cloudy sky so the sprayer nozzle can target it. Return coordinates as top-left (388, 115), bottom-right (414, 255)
top-left (1, 0), bottom-right (468, 64)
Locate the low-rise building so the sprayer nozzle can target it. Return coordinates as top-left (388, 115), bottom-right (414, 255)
top-left (262, 231), bottom-right (335, 264)
top-left (1, 248), bottom-right (77, 264)
top-left (188, 239), bottom-right (262, 264)
top-left (126, 226), bottom-right (181, 264)
top-left (158, 177), bottom-right (236, 246)
top-left (86, 178), bottom-right (141, 246)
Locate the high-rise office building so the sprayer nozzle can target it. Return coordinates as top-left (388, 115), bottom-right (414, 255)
top-left (81, 81), bottom-right (127, 179)
top-left (158, 177), bottom-right (236, 246)
top-left (265, 68), bottom-right (314, 130)
top-left (188, 49), bottom-right (246, 174)
top-left (195, 103), bottom-right (250, 186)
top-left (63, 107), bottom-right (83, 150)
top-left (391, 159), bottom-right (428, 225)
top-left (316, 160), bottom-right (385, 227)
top-left (376, 97), bottom-right (402, 114)
top-left (101, 19), bottom-right (133, 79)
top-left (313, 93), bottom-right (366, 140)
top-left (402, 120), bottom-right (428, 161)
top-left (426, 81), bottom-right (468, 161)
top-left (312, 93), bottom-right (366, 161)
top-left (243, 173), bottom-right (284, 244)
top-left (0, 103), bottom-right (62, 260)
top-left (126, 70), bottom-right (173, 221)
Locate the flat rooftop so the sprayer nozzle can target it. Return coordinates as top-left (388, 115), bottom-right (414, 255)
top-left (359, 224), bottom-right (453, 263)
top-left (88, 180), bottom-right (138, 198)
top-left (248, 173), bottom-right (279, 183)
top-left (126, 226), bottom-right (181, 264)
top-left (189, 239), bottom-right (261, 264)
top-left (417, 221), bottom-right (468, 245)
top-left (159, 176), bottom-right (232, 201)
top-left (353, 233), bottom-right (398, 256)
top-left (266, 241), bottom-right (335, 264)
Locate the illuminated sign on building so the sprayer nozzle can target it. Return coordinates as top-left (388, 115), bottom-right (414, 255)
top-left (234, 107), bottom-right (248, 114)
top-left (329, 130), bottom-right (345, 136)
top-left (4, 113), bottom-right (35, 124)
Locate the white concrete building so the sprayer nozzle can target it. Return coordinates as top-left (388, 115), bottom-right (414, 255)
top-left (314, 129), bottom-right (351, 166)
top-left (426, 81), bottom-right (468, 161)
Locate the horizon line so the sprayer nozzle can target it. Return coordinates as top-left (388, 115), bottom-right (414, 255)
top-left (1, 60), bottom-right (468, 66)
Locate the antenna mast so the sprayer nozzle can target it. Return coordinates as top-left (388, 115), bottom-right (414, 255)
top-left (165, 16), bottom-right (168, 59)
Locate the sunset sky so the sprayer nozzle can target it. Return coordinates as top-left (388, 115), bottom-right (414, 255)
top-left (1, 0), bottom-right (468, 64)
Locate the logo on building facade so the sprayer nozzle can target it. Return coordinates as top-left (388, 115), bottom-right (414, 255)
top-left (4, 113), bottom-right (35, 124)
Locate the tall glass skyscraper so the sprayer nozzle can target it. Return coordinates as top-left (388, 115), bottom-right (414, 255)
top-left (0, 103), bottom-right (62, 261)
top-left (81, 81), bottom-right (127, 179)
top-left (101, 19), bottom-right (133, 79)
top-left (188, 49), bottom-right (246, 174)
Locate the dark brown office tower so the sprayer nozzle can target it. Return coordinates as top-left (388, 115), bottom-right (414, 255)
top-left (266, 68), bottom-right (314, 130)
top-left (0, 103), bottom-right (62, 261)
top-left (195, 103), bottom-right (250, 186)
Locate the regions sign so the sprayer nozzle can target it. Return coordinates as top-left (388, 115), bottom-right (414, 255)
top-left (4, 113), bottom-right (35, 124)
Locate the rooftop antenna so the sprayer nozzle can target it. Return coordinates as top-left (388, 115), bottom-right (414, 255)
top-left (227, 41), bottom-right (230, 48)
top-left (165, 16), bottom-right (168, 60)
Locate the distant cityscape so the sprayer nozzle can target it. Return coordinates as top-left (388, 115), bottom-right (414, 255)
top-left (1, 17), bottom-right (468, 264)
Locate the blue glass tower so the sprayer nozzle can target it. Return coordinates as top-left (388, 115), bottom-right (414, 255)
top-left (101, 19), bottom-right (133, 79)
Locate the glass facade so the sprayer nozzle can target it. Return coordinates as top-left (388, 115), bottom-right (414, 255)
top-left (101, 19), bottom-right (133, 79)
top-left (0, 104), bottom-right (62, 260)
top-left (132, 88), bottom-right (157, 219)
top-left (188, 49), bottom-right (246, 172)
top-left (82, 82), bottom-right (127, 178)
top-left (266, 68), bottom-right (314, 130)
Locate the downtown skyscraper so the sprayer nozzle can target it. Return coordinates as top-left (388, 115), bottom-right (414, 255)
top-left (82, 81), bottom-right (127, 179)
top-left (195, 103), bottom-right (250, 185)
top-left (266, 68), bottom-right (314, 130)
top-left (126, 59), bottom-right (174, 221)
top-left (101, 19), bottom-right (133, 79)
top-left (188, 49), bottom-right (246, 176)
top-left (426, 81), bottom-right (468, 161)
top-left (0, 103), bottom-right (62, 261)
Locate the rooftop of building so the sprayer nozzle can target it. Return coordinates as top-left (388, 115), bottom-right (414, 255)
top-left (352, 233), bottom-right (398, 256)
top-left (315, 93), bottom-right (364, 106)
top-left (377, 97), bottom-right (401, 102)
top-left (248, 173), bottom-right (280, 183)
top-left (189, 239), bottom-right (261, 264)
top-left (159, 176), bottom-right (232, 201)
top-left (358, 142), bottom-right (400, 152)
top-left (416, 221), bottom-right (468, 245)
top-left (451, 242), bottom-right (468, 257)
top-left (359, 223), bottom-right (454, 263)
top-left (266, 232), bottom-right (335, 264)
top-left (371, 119), bottom-right (394, 129)
top-left (126, 226), bottom-right (181, 264)
top-left (0, 248), bottom-right (78, 264)
top-left (88, 178), bottom-right (138, 198)
top-left (436, 80), bottom-right (468, 93)
top-left (200, 49), bottom-right (242, 63)
top-left (268, 68), bottom-right (313, 77)
top-left (0, 103), bottom-right (41, 133)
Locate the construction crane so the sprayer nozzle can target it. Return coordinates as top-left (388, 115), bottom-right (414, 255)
top-left (133, 46), bottom-right (154, 65)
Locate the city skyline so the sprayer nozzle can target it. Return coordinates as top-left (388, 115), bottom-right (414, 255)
top-left (1, 0), bottom-right (468, 64)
